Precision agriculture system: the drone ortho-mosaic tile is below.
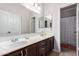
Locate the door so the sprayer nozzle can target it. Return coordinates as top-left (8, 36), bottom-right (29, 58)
top-left (61, 16), bottom-right (76, 47)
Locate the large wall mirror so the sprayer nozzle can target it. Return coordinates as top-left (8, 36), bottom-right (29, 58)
top-left (0, 11), bottom-right (21, 36)
top-left (0, 3), bottom-right (42, 37)
top-left (39, 17), bottom-right (45, 28)
top-left (0, 10), bottom-right (37, 37)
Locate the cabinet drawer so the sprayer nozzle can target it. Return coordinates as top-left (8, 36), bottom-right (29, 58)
top-left (39, 40), bottom-right (46, 45)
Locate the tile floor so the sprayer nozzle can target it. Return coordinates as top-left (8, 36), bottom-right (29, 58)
top-left (49, 49), bottom-right (76, 56)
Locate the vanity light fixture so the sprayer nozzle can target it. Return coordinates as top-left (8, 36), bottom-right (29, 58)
top-left (21, 3), bottom-right (41, 14)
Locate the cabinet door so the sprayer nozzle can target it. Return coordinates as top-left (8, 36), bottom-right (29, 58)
top-left (38, 47), bottom-right (46, 56)
top-left (50, 36), bottom-right (54, 50)
top-left (38, 40), bottom-right (46, 56)
top-left (5, 50), bottom-right (23, 56)
top-left (26, 44), bottom-right (37, 56)
top-left (46, 38), bottom-right (51, 54)
top-left (45, 37), bottom-right (54, 55)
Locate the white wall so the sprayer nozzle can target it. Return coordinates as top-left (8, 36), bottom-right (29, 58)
top-left (34, 4), bottom-right (52, 33)
top-left (44, 3), bottom-right (74, 52)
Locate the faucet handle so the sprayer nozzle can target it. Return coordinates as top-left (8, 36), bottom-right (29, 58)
top-left (11, 38), bottom-right (18, 43)
top-left (8, 31), bottom-right (11, 34)
top-left (15, 38), bottom-right (18, 41)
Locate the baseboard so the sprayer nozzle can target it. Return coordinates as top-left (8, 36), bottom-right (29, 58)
top-left (53, 49), bottom-right (60, 52)
top-left (53, 49), bottom-right (60, 55)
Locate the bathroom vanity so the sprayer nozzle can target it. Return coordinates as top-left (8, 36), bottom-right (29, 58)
top-left (0, 3), bottom-right (54, 56)
top-left (4, 37), bottom-right (54, 56)
top-left (0, 33), bottom-right (54, 56)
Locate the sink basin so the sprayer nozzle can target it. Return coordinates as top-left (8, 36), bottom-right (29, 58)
top-left (17, 37), bottom-right (29, 41)
top-left (0, 37), bottom-right (28, 50)
top-left (11, 37), bottom-right (28, 43)
top-left (0, 41), bottom-right (27, 50)
top-left (8, 41), bottom-right (27, 48)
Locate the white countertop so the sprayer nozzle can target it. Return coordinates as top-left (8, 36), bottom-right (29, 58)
top-left (0, 33), bottom-right (54, 56)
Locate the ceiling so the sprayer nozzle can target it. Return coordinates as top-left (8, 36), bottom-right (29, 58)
top-left (0, 3), bottom-right (33, 15)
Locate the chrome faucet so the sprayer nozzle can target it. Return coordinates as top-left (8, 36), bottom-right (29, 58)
top-left (40, 28), bottom-right (46, 36)
top-left (11, 38), bottom-right (18, 43)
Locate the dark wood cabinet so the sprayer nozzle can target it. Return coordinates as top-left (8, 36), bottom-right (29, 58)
top-left (37, 36), bottom-right (54, 56)
top-left (37, 40), bottom-right (46, 56)
top-left (26, 43), bottom-right (37, 56)
top-left (4, 50), bottom-right (23, 56)
top-left (46, 38), bottom-right (51, 55)
top-left (4, 36), bottom-right (54, 56)
top-left (45, 36), bottom-right (54, 55)
top-left (50, 37), bottom-right (54, 50)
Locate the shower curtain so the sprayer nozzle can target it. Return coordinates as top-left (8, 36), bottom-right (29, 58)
top-left (60, 16), bottom-right (76, 49)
